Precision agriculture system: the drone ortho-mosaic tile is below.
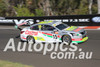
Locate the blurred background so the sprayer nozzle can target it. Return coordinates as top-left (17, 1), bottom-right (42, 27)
top-left (0, 0), bottom-right (100, 17)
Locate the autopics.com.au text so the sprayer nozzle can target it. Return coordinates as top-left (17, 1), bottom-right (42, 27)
top-left (3, 38), bottom-right (93, 59)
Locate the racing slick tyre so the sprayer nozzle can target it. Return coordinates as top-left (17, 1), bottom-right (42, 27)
top-left (62, 35), bottom-right (72, 45)
top-left (27, 36), bottom-right (35, 44)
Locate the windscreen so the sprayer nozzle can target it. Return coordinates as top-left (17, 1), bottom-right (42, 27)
top-left (56, 23), bottom-right (68, 30)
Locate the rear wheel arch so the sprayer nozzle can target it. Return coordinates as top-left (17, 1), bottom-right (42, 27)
top-left (26, 35), bottom-right (35, 44)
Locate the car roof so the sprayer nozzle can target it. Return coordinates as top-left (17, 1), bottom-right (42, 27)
top-left (37, 21), bottom-right (62, 26)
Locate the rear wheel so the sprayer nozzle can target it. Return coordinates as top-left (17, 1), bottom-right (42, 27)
top-left (62, 35), bottom-right (72, 45)
top-left (27, 36), bottom-right (35, 44)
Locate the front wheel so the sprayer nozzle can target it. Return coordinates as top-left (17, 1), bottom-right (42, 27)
top-left (62, 35), bottom-right (72, 45)
top-left (27, 36), bottom-right (35, 44)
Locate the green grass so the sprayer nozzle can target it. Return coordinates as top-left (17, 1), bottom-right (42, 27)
top-left (0, 60), bottom-right (33, 67)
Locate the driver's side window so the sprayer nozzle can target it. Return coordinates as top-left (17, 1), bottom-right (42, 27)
top-left (41, 25), bottom-right (55, 31)
top-left (31, 25), bottom-right (39, 30)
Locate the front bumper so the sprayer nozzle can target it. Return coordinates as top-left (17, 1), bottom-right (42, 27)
top-left (72, 36), bottom-right (88, 43)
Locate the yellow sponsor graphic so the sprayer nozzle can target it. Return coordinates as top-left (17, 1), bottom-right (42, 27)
top-left (38, 25), bottom-right (41, 29)
top-left (34, 37), bottom-right (45, 41)
top-left (38, 21), bottom-right (52, 24)
top-left (53, 24), bottom-right (56, 26)
top-left (66, 26), bottom-right (77, 31)
top-left (82, 37), bottom-right (88, 41)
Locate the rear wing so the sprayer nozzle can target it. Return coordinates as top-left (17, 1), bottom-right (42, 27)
top-left (14, 19), bottom-right (34, 30)
top-left (14, 19), bottom-right (34, 26)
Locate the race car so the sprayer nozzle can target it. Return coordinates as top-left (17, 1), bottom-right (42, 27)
top-left (20, 21), bottom-right (88, 44)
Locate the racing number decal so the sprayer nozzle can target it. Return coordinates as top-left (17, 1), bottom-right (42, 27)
top-left (53, 34), bottom-right (57, 39)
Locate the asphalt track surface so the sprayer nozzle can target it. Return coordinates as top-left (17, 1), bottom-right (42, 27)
top-left (0, 26), bottom-right (100, 67)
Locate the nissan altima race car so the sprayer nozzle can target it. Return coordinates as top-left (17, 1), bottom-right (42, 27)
top-left (20, 21), bottom-right (88, 44)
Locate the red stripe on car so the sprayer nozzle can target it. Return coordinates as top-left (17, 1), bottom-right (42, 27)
top-left (42, 32), bottom-right (52, 36)
top-left (74, 28), bottom-right (82, 32)
top-left (21, 37), bottom-right (26, 39)
top-left (72, 38), bottom-right (82, 41)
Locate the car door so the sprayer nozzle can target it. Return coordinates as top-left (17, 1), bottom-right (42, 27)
top-left (29, 25), bottom-right (43, 42)
top-left (40, 24), bottom-right (58, 42)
